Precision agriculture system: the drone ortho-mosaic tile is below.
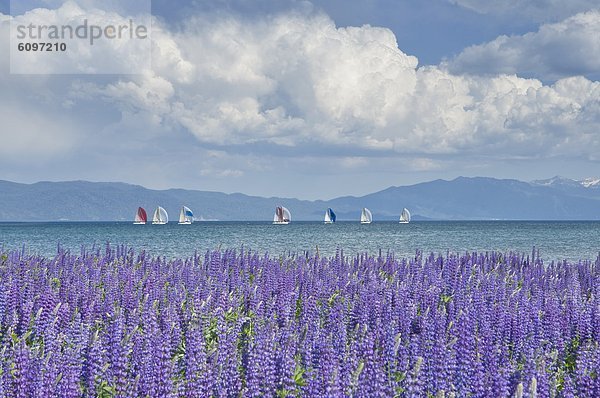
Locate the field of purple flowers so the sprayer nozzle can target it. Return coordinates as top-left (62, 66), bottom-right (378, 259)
top-left (0, 246), bottom-right (598, 397)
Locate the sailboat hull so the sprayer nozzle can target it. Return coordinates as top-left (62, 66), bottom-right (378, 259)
top-left (360, 221), bottom-right (371, 224)
top-left (178, 221), bottom-right (192, 225)
top-left (133, 221), bottom-right (146, 225)
top-left (273, 221), bottom-right (290, 225)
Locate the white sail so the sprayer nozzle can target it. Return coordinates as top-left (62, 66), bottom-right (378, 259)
top-left (360, 208), bottom-right (372, 224)
top-left (399, 208), bottom-right (411, 224)
top-left (324, 210), bottom-right (331, 223)
top-left (152, 206), bottom-right (168, 224)
top-left (273, 206), bottom-right (291, 224)
top-left (324, 208), bottom-right (336, 224)
top-left (282, 207), bottom-right (291, 222)
top-left (178, 206), bottom-right (193, 224)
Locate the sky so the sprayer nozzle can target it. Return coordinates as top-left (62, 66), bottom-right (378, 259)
top-left (1, 0), bottom-right (599, 199)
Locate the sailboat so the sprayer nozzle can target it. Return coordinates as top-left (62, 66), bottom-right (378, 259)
top-left (152, 206), bottom-right (168, 225)
top-left (178, 206), bottom-right (194, 224)
top-left (360, 208), bottom-right (372, 224)
top-left (133, 207), bottom-right (147, 225)
top-left (399, 208), bottom-right (411, 224)
top-left (273, 206), bottom-right (291, 224)
top-left (324, 208), bottom-right (336, 224)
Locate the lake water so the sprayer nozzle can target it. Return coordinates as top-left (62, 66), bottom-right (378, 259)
top-left (1, 221), bottom-right (599, 262)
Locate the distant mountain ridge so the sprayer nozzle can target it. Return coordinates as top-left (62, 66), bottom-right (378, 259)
top-left (0, 176), bottom-right (599, 221)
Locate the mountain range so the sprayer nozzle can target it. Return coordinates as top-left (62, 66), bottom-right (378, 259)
top-left (0, 176), bottom-right (599, 221)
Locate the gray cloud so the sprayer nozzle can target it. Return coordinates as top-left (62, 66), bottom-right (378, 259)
top-left (446, 11), bottom-right (600, 81)
top-left (447, 0), bottom-right (599, 22)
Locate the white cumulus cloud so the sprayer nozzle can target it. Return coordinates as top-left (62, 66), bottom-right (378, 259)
top-left (62, 9), bottom-right (600, 162)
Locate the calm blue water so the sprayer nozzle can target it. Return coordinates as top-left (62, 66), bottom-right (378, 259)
top-left (1, 221), bottom-right (599, 262)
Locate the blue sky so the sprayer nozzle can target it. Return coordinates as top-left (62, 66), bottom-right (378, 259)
top-left (1, 0), bottom-right (599, 199)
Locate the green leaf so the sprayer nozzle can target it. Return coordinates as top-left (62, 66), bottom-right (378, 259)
top-left (353, 360), bottom-right (365, 382)
top-left (293, 362), bottom-right (307, 387)
top-left (97, 380), bottom-right (116, 398)
top-left (327, 290), bottom-right (340, 307)
top-left (50, 277), bottom-right (61, 290)
top-left (295, 297), bottom-right (303, 320)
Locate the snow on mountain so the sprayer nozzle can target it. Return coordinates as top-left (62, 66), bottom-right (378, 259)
top-left (532, 176), bottom-right (600, 189)
top-left (581, 178), bottom-right (600, 188)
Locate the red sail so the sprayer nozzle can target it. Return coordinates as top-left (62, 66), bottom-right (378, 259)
top-left (137, 207), bottom-right (147, 222)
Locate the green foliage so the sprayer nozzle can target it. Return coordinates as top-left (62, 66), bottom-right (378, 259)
top-left (294, 360), bottom-right (307, 388)
top-left (276, 388), bottom-right (291, 397)
top-left (96, 379), bottom-right (116, 398)
top-left (378, 269), bottom-right (395, 283)
top-left (327, 290), bottom-right (340, 307)
top-left (392, 370), bottom-right (406, 397)
top-left (438, 293), bottom-right (452, 312)
top-left (353, 360), bottom-right (364, 383)
top-left (204, 316), bottom-right (219, 356)
top-left (295, 297), bottom-right (303, 320)
top-left (563, 336), bottom-right (580, 374)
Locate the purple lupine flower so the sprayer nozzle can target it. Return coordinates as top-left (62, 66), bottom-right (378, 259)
top-left (593, 344), bottom-right (600, 398)
top-left (561, 374), bottom-right (576, 398)
top-left (35, 317), bottom-right (61, 398)
top-left (405, 355), bottom-right (424, 397)
top-left (1, 247), bottom-right (599, 397)
top-left (215, 312), bottom-right (243, 397)
top-left (454, 310), bottom-right (476, 396)
top-left (184, 320), bottom-right (210, 397)
top-left (274, 323), bottom-right (297, 397)
top-left (82, 330), bottom-right (105, 398)
top-left (245, 323), bottom-right (268, 398)
top-left (11, 340), bottom-right (34, 398)
top-left (575, 342), bottom-right (595, 398)
top-left (534, 360), bottom-right (550, 398)
top-left (154, 328), bottom-right (175, 398)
